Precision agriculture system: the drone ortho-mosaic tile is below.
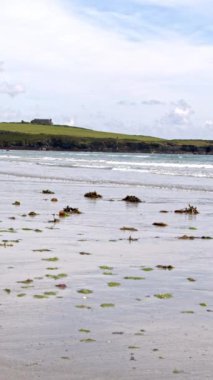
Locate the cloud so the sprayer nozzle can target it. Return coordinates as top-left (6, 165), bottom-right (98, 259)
top-left (204, 120), bottom-right (213, 127)
top-left (0, 0), bottom-right (213, 138)
top-left (117, 100), bottom-right (137, 106)
top-left (117, 99), bottom-right (165, 107)
top-left (0, 82), bottom-right (25, 97)
top-left (161, 100), bottom-right (194, 127)
top-left (0, 106), bottom-right (21, 121)
top-left (141, 99), bottom-right (165, 106)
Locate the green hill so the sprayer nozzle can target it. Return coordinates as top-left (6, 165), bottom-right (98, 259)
top-left (0, 122), bottom-right (212, 154)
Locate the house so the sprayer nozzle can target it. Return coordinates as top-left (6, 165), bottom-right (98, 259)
top-left (31, 119), bottom-right (53, 125)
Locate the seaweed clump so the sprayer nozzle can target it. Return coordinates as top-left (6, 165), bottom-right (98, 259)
top-left (63, 206), bottom-right (81, 214)
top-left (84, 191), bottom-right (102, 199)
top-left (122, 195), bottom-right (141, 203)
top-left (59, 206), bottom-right (81, 217)
top-left (42, 189), bottom-right (55, 194)
top-left (175, 204), bottom-right (199, 215)
top-left (152, 222), bottom-right (168, 227)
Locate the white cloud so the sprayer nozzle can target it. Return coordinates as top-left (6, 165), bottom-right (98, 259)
top-left (141, 99), bottom-right (165, 106)
top-left (166, 100), bottom-right (194, 125)
top-left (0, 82), bottom-right (25, 97)
top-left (205, 120), bottom-right (213, 127)
top-left (0, 0), bottom-right (213, 138)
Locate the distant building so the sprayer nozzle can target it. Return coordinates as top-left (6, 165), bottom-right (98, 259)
top-left (31, 119), bottom-right (53, 125)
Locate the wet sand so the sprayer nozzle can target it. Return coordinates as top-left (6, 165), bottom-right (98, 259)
top-left (0, 179), bottom-right (213, 379)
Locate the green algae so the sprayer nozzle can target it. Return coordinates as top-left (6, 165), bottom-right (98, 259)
top-left (187, 277), bottom-right (196, 282)
top-left (46, 273), bottom-right (67, 280)
top-left (99, 265), bottom-right (113, 270)
top-left (108, 282), bottom-right (121, 287)
top-left (42, 257), bottom-right (59, 262)
top-left (77, 289), bottom-right (93, 294)
top-left (4, 288), bottom-right (11, 294)
top-left (181, 310), bottom-right (194, 314)
top-left (142, 267), bottom-right (153, 272)
top-left (33, 249), bottom-right (51, 252)
top-left (154, 293), bottom-right (173, 299)
top-left (75, 305), bottom-right (92, 309)
top-left (34, 294), bottom-right (49, 299)
top-left (124, 276), bottom-right (145, 280)
top-left (100, 303), bottom-right (115, 308)
top-left (17, 279), bottom-right (33, 284)
top-left (44, 291), bottom-right (57, 296)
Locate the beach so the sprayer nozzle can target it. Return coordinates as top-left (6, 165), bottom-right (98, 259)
top-left (0, 151), bottom-right (213, 379)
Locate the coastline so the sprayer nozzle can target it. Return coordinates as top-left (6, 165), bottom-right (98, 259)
top-left (0, 123), bottom-right (213, 154)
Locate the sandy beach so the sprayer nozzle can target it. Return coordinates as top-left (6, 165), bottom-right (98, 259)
top-left (0, 152), bottom-right (213, 380)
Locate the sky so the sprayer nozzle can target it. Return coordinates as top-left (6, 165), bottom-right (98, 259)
top-left (1, 0), bottom-right (213, 139)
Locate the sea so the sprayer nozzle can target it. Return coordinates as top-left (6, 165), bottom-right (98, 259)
top-left (0, 150), bottom-right (213, 192)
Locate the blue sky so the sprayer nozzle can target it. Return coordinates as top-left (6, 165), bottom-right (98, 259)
top-left (1, 0), bottom-right (213, 138)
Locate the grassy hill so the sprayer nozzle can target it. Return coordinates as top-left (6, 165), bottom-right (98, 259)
top-left (0, 122), bottom-right (212, 154)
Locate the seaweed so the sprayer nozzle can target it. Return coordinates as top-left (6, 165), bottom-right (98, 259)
top-left (17, 279), bottom-right (33, 284)
top-left (79, 329), bottom-right (91, 333)
top-left (4, 288), bottom-right (11, 294)
top-left (153, 222), bottom-right (168, 227)
top-left (100, 303), bottom-right (115, 308)
top-left (12, 201), bottom-right (21, 206)
top-left (175, 204), bottom-right (199, 214)
top-left (42, 257), bottom-right (59, 262)
top-left (156, 265), bottom-right (174, 270)
top-left (63, 206), bottom-right (81, 214)
top-left (42, 189), bottom-right (55, 194)
top-left (108, 282), bottom-right (120, 287)
top-left (55, 284), bottom-right (67, 289)
top-left (99, 265), bottom-right (113, 270)
top-left (77, 289), bottom-right (93, 294)
top-left (122, 195), bottom-right (141, 203)
top-left (124, 276), bottom-right (145, 280)
top-left (120, 226), bottom-right (138, 231)
top-left (46, 273), bottom-right (67, 280)
top-left (154, 293), bottom-right (173, 299)
top-left (84, 191), bottom-right (102, 199)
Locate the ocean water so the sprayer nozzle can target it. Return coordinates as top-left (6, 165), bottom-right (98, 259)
top-left (0, 150), bottom-right (213, 192)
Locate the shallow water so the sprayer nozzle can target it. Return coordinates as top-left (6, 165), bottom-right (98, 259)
top-left (0, 150), bottom-right (213, 191)
top-left (0, 151), bottom-right (212, 380)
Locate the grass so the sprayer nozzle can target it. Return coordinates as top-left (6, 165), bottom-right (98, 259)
top-left (0, 122), bottom-right (165, 142)
top-left (0, 122), bottom-right (211, 143)
top-left (0, 122), bottom-right (212, 153)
